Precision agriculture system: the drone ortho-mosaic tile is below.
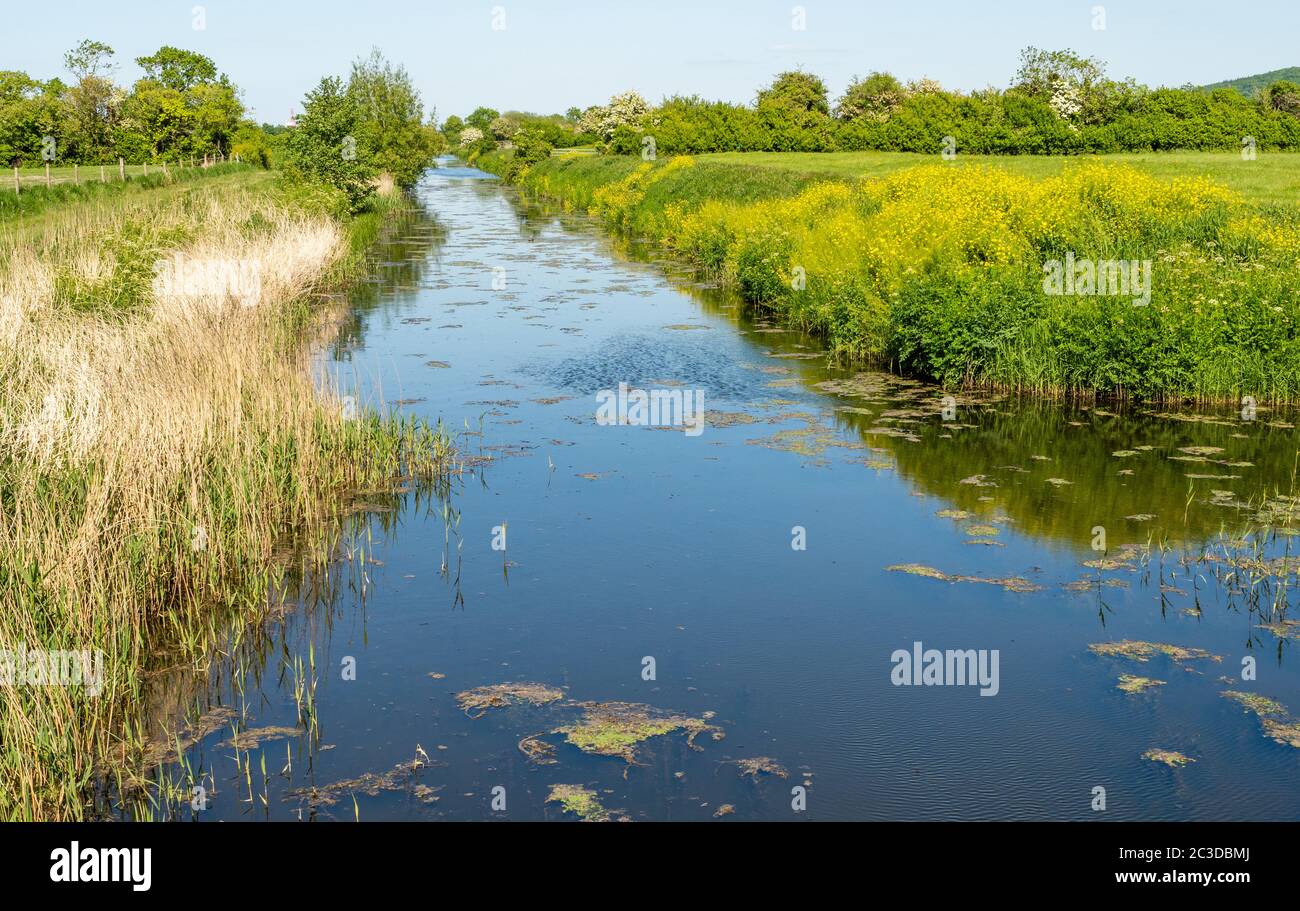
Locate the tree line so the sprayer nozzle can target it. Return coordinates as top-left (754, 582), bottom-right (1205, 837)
top-left (1, 39), bottom-right (447, 216)
top-left (0, 41), bottom-right (264, 166)
top-left (446, 48), bottom-right (1300, 158)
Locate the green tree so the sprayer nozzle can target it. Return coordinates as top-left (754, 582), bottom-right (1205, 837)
top-left (345, 48), bottom-right (437, 186)
top-left (60, 40), bottom-right (119, 161)
top-left (465, 107), bottom-right (499, 132)
top-left (440, 114), bottom-right (464, 145)
top-left (0, 71), bottom-right (48, 165)
top-left (757, 71), bottom-right (830, 115)
top-left (1013, 47), bottom-right (1106, 99)
top-left (1266, 80), bottom-right (1300, 116)
top-left (283, 76), bottom-right (377, 212)
top-left (837, 72), bottom-right (905, 121)
top-left (135, 46), bottom-right (219, 91)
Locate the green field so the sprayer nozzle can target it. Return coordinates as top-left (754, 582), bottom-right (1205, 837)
top-left (696, 151), bottom-right (1300, 208)
top-left (1, 163), bottom-right (200, 190)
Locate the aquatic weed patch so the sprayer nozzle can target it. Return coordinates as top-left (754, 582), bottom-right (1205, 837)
top-left (454, 682), bottom-right (566, 718)
top-left (1088, 641), bottom-right (1220, 663)
top-left (554, 701), bottom-right (723, 764)
top-left (546, 784), bottom-right (612, 821)
top-left (1117, 675), bottom-right (1165, 694)
top-left (1143, 748), bottom-right (1195, 768)
top-left (886, 563), bottom-right (1042, 593)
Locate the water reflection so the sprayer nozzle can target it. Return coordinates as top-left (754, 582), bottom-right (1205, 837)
top-left (127, 165), bottom-right (1300, 822)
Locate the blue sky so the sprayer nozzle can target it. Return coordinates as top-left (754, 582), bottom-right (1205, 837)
top-left (11, 1), bottom-right (1298, 125)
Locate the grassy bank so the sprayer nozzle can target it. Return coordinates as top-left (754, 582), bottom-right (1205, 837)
top-left (0, 162), bottom-right (254, 223)
top-left (482, 150), bottom-right (1300, 402)
top-left (0, 172), bottom-right (453, 819)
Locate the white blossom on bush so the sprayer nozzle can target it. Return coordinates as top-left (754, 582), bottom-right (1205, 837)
top-left (458, 126), bottom-right (485, 147)
top-left (582, 91), bottom-right (650, 142)
top-left (1049, 82), bottom-right (1082, 129)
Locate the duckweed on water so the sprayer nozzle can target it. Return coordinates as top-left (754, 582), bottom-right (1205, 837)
top-left (554, 701), bottom-right (723, 764)
top-left (546, 784), bottom-right (610, 821)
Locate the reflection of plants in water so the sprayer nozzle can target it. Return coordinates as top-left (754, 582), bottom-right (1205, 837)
top-left (105, 459), bottom-right (467, 822)
top-left (328, 199), bottom-right (449, 357)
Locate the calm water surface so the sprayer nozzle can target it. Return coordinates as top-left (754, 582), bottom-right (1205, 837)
top-left (154, 160), bottom-right (1300, 821)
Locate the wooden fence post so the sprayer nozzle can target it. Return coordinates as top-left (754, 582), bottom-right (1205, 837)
top-left (13, 167), bottom-right (19, 196)
top-left (119, 158), bottom-right (125, 181)
top-left (74, 164), bottom-right (79, 184)
top-left (100, 165), bottom-right (106, 183)
top-left (45, 162), bottom-right (51, 187)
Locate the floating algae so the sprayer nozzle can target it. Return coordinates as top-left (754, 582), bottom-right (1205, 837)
top-left (220, 725), bottom-right (301, 750)
top-left (704, 410), bottom-right (763, 428)
top-left (546, 784), bottom-right (611, 821)
top-left (887, 563), bottom-right (1041, 593)
top-left (731, 757), bottom-right (789, 779)
top-left (518, 734), bottom-right (557, 765)
top-left (1143, 749), bottom-right (1195, 767)
top-left (1064, 575), bottom-right (1130, 592)
top-left (554, 701), bottom-right (723, 764)
top-left (745, 426), bottom-right (864, 461)
top-left (1258, 620), bottom-right (1300, 640)
top-left (142, 705), bottom-right (240, 765)
top-left (455, 682), bottom-right (566, 718)
top-left (965, 524), bottom-right (1001, 537)
top-left (713, 804), bottom-right (736, 817)
top-left (1262, 719), bottom-right (1300, 748)
top-left (1221, 691), bottom-right (1287, 717)
top-left (1081, 544), bottom-right (1144, 572)
top-left (1089, 641), bottom-right (1219, 663)
top-left (285, 759), bottom-right (429, 809)
top-left (1117, 675), bottom-right (1165, 694)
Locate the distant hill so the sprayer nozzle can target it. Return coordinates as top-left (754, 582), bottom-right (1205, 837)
top-left (1202, 67), bottom-right (1300, 97)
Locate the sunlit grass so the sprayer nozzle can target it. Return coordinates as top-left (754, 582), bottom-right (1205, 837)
top-left (0, 173), bottom-right (454, 819)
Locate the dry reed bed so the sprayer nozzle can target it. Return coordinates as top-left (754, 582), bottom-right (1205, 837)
top-left (0, 177), bottom-right (451, 819)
